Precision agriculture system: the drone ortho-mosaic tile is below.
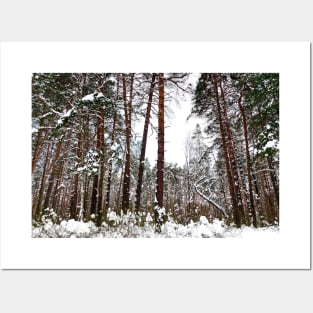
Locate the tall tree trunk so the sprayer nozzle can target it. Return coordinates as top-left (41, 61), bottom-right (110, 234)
top-left (51, 132), bottom-right (70, 214)
top-left (135, 73), bottom-right (156, 214)
top-left (69, 132), bottom-right (82, 220)
top-left (70, 73), bottom-right (87, 220)
top-left (42, 138), bottom-right (64, 212)
top-left (82, 112), bottom-right (90, 220)
top-left (237, 90), bottom-right (258, 227)
top-left (33, 143), bottom-right (51, 219)
top-left (219, 77), bottom-right (244, 224)
top-left (90, 113), bottom-right (104, 218)
top-left (96, 107), bottom-right (105, 226)
top-left (70, 171), bottom-right (79, 220)
top-left (105, 74), bottom-right (120, 211)
top-left (259, 169), bottom-right (273, 224)
top-left (156, 73), bottom-right (165, 208)
top-left (267, 156), bottom-right (279, 211)
top-left (116, 160), bottom-right (125, 215)
top-left (212, 74), bottom-right (241, 227)
top-left (121, 74), bottom-right (134, 214)
top-left (105, 111), bottom-right (117, 210)
top-left (238, 165), bottom-right (250, 226)
top-left (90, 174), bottom-right (99, 216)
top-left (32, 129), bottom-right (47, 173)
top-left (155, 73), bottom-right (165, 232)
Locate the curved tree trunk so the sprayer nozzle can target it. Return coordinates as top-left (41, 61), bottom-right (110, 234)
top-left (135, 73), bottom-right (156, 214)
top-left (194, 178), bottom-right (227, 218)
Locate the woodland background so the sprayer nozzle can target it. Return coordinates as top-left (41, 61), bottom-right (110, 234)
top-left (32, 73), bottom-right (279, 234)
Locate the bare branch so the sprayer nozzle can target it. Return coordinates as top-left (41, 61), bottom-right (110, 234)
top-left (194, 178), bottom-right (228, 217)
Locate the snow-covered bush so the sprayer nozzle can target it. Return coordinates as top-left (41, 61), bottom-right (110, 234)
top-left (107, 210), bottom-right (121, 227)
top-left (32, 211), bottom-right (278, 238)
top-left (32, 218), bottom-right (99, 238)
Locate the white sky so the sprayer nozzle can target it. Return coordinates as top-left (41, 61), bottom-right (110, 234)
top-left (134, 73), bottom-right (205, 167)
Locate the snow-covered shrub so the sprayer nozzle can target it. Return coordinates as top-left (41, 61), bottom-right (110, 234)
top-left (199, 216), bottom-right (209, 225)
top-left (154, 206), bottom-right (167, 232)
top-left (107, 210), bottom-right (121, 227)
top-left (145, 212), bottom-right (153, 224)
top-left (32, 210), bottom-right (278, 238)
top-left (211, 219), bottom-right (225, 237)
top-left (41, 208), bottom-right (59, 224)
top-left (143, 213), bottom-right (154, 233)
top-left (163, 221), bottom-right (179, 237)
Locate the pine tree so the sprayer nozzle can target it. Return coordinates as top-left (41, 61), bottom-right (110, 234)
top-left (155, 73), bottom-right (165, 232)
top-left (121, 74), bottom-right (134, 214)
top-left (135, 73), bottom-right (156, 214)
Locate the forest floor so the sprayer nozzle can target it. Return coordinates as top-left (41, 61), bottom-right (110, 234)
top-left (32, 216), bottom-right (279, 238)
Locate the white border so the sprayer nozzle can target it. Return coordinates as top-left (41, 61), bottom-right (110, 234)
top-left (0, 42), bottom-right (310, 269)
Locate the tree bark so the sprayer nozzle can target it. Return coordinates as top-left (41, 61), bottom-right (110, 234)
top-left (122, 74), bottom-right (134, 214)
top-left (90, 174), bottom-right (99, 216)
top-left (32, 129), bottom-right (47, 173)
top-left (42, 138), bottom-right (63, 212)
top-left (33, 143), bottom-right (51, 220)
top-left (155, 73), bottom-right (165, 232)
top-left (237, 90), bottom-right (258, 227)
top-left (267, 156), bottom-right (279, 210)
top-left (96, 107), bottom-right (105, 226)
top-left (212, 74), bottom-right (241, 227)
top-left (156, 73), bottom-right (165, 208)
top-left (69, 132), bottom-right (82, 220)
top-left (105, 74), bottom-right (120, 211)
top-left (135, 73), bottom-right (156, 214)
top-left (219, 77), bottom-right (244, 224)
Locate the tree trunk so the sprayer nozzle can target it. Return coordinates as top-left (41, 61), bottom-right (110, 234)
top-left (105, 74), bottom-right (120, 211)
top-left (219, 77), bottom-right (244, 224)
top-left (32, 129), bottom-right (47, 173)
top-left (33, 143), bottom-right (51, 219)
top-left (69, 132), bottom-right (82, 220)
top-left (116, 158), bottom-right (125, 215)
top-left (90, 174), bottom-right (99, 216)
top-left (121, 74), bottom-right (134, 214)
top-left (42, 138), bottom-right (64, 212)
top-left (51, 132), bottom-right (70, 215)
top-left (69, 74), bottom-right (87, 220)
top-left (212, 74), bottom-right (241, 227)
top-left (237, 90), bottom-right (258, 227)
top-left (70, 172), bottom-right (79, 219)
top-left (135, 73), bottom-right (156, 214)
top-left (267, 156), bottom-right (279, 210)
top-left (155, 73), bottom-right (165, 232)
top-left (96, 107), bottom-right (105, 226)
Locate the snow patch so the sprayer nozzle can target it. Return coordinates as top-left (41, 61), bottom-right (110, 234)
top-left (82, 92), bottom-right (104, 102)
top-left (32, 215), bottom-right (279, 238)
top-left (82, 94), bottom-right (95, 102)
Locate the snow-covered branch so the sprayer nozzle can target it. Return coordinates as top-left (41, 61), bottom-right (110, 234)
top-left (252, 168), bottom-right (277, 175)
top-left (194, 178), bottom-right (227, 217)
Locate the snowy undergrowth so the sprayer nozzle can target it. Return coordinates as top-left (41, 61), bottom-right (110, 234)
top-left (32, 215), bottom-right (279, 238)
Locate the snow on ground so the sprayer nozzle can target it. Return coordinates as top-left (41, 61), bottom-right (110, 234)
top-left (32, 216), bottom-right (279, 238)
